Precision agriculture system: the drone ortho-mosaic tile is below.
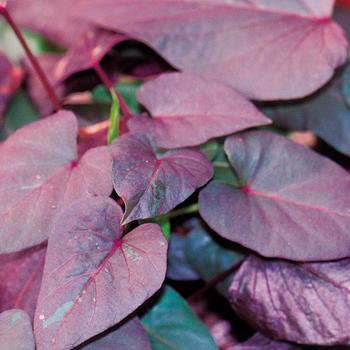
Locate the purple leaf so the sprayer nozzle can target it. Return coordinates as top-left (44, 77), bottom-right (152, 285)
top-left (54, 28), bottom-right (127, 83)
top-left (0, 51), bottom-right (23, 121)
top-left (77, 317), bottom-right (151, 350)
top-left (0, 309), bottom-right (35, 350)
top-left (111, 133), bottom-right (213, 224)
top-left (199, 130), bottom-right (350, 261)
top-left (75, 0), bottom-right (348, 100)
top-left (232, 332), bottom-right (300, 350)
top-left (7, 0), bottom-right (92, 48)
top-left (0, 110), bottom-right (113, 253)
top-left (0, 244), bottom-right (46, 320)
top-left (34, 197), bottom-right (167, 350)
top-left (229, 255), bottom-right (350, 345)
top-left (128, 72), bottom-right (271, 149)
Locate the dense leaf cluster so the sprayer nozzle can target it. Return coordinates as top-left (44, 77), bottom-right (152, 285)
top-left (1, 1), bottom-right (350, 349)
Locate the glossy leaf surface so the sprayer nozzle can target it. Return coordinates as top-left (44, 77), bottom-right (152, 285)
top-left (111, 133), bottom-right (213, 224)
top-left (78, 317), bottom-right (151, 350)
top-left (34, 197), bottom-right (167, 350)
top-left (0, 309), bottom-right (35, 350)
top-left (129, 72), bottom-right (270, 148)
top-left (76, 0), bottom-right (348, 100)
top-left (199, 130), bottom-right (350, 261)
top-left (0, 244), bottom-right (46, 319)
top-left (0, 110), bottom-right (112, 253)
top-left (142, 286), bottom-right (218, 350)
top-left (230, 255), bottom-right (350, 345)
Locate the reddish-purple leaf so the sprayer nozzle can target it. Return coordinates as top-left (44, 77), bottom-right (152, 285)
top-left (0, 51), bottom-right (23, 121)
top-left (7, 0), bottom-right (91, 48)
top-left (0, 244), bottom-right (46, 320)
top-left (199, 130), bottom-right (350, 261)
top-left (54, 28), bottom-right (127, 83)
top-left (232, 333), bottom-right (300, 350)
top-left (75, 0), bottom-right (348, 100)
top-left (229, 255), bottom-right (350, 345)
top-left (128, 72), bottom-right (271, 149)
top-left (78, 317), bottom-right (151, 350)
top-left (34, 197), bottom-right (167, 350)
top-left (0, 110), bottom-right (113, 253)
top-left (0, 309), bottom-right (35, 350)
top-left (111, 133), bottom-right (213, 224)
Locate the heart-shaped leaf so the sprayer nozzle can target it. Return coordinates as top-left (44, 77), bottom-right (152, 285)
top-left (34, 197), bottom-right (167, 350)
top-left (142, 286), bottom-right (218, 350)
top-left (0, 110), bottom-right (112, 253)
top-left (111, 133), bottom-right (213, 224)
top-left (199, 130), bottom-right (350, 261)
top-left (128, 72), bottom-right (271, 148)
top-left (0, 309), bottom-right (35, 350)
top-left (75, 0), bottom-right (348, 100)
top-left (229, 255), bottom-right (350, 345)
top-left (0, 243), bottom-right (46, 319)
top-left (77, 317), bottom-right (151, 350)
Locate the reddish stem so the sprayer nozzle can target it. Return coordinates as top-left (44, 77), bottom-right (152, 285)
top-left (92, 62), bottom-right (132, 119)
top-left (1, 6), bottom-right (61, 112)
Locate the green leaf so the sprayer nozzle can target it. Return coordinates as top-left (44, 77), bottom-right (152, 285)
top-left (107, 91), bottom-right (120, 144)
top-left (92, 80), bottom-right (141, 114)
top-left (142, 286), bottom-right (218, 350)
top-left (117, 80), bottom-right (142, 114)
top-left (185, 226), bottom-right (245, 295)
top-left (4, 90), bottom-right (38, 132)
top-left (199, 140), bottom-right (220, 161)
top-left (213, 161), bottom-right (239, 187)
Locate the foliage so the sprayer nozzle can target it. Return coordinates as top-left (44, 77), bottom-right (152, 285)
top-left (0, 1), bottom-right (350, 349)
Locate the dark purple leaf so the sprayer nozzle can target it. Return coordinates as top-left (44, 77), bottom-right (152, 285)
top-left (0, 243), bottom-right (46, 320)
top-left (34, 197), bottom-right (167, 350)
top-left (0, 309), bottom-right (35, 350)
top-left (199, 130), bottom-right (350, 261)
top-left (263, 63), bottom-right (350, 157)
top-left (128, 72), bottom-right (270, 148)
top-left (167, 233), bottom-right (200, 281)
top-left (0, 110), bottom-right (113, 253)
top-left (54, 28), bottom-right (127, 83)
top-left (111, 133), bottom-right (213, 224)
top-left (77, 317), bottom-right (151, 350)
top-left (75, 0), bottom-right (348, 100)
top-left (229, 255), bottom-right (350, 345)
top-left (232, 332), bottom-right (300, 350)
top-left (0, 51), bottom-right (23, 121)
